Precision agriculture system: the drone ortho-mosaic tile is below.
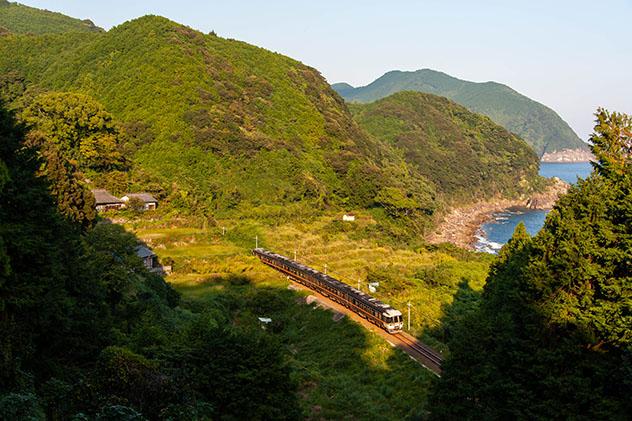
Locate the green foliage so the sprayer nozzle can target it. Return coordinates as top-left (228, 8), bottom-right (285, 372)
top-left (0, 15), bottom-right (536, 233)
top-left (0, 101), bottom-right (300, 420)
top-left (96, 405), bottom-right (145, 421)
top-left (19, 92), bottom-right (130, 228)
top-left (126, 196), bottom-right (145, 214)
top-left (38, 147), bottom-right (96, 229)
top-left (0, 0), bottom-right (102, 34)
top-left (352, 91), bottom-right (541, 203)
top-left (590, 108), bottom-right (631, 179)
top-left (334, 69), bottom-right (587, 155)
top-left (23, 92), bottom-right (125, 172)
top-left (0, 16), bottom-right (380, 215)
top-left (165, 323), bottom-right (301, 420)
top-left (429, 110), bottom-right (632, 419)
top-left (0, 393), bottom-right (44, 420)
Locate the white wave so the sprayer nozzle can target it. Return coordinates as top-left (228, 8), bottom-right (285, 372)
top-left (474, 234), bottom-right (504, 254)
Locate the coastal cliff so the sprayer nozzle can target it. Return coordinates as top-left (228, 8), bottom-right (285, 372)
top-left (427, 178), bottom-right (569, 249)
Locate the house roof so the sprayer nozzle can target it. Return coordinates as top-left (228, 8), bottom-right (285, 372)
top-left (123, 193), bottom-right (158, 203)
top-left (135, 245), bottom-right (155, 259)
top-left (92, 189), bottom-right (123, 205)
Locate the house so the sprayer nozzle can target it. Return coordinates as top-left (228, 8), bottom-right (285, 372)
top-left (121, 193), bottom-right (158, 210)
top-left (92, 189), bottom-right (124, 212)
top-left (135, 245), bottom-right (158, 271)
top-left (342, 213), bottom-right (356, 222)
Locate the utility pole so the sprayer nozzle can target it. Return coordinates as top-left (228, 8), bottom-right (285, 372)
top-left (222, 226), bottom-right (225, 236)
top-left (324, 264), bottom-right (328, 275)
top-left (255, 235), bottom-right (258, 249)
top-left (407, 302), bottom-right (412, 331)
top-left (357, 279), bottom-right (361, 291)
top-left (294, 249), bottom-right (297, 261)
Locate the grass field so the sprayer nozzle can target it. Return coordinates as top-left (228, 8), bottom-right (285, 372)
top-left (123, 210), bottom-right (493, 418)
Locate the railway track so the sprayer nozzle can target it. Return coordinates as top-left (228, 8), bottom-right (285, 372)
top-left (253, 248), bottom-right (444, 376)
top-left (393, 332), bottom-right (443, 376)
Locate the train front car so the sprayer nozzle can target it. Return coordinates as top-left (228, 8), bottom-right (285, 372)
top-left (383, 309), bottom-right (403, 333)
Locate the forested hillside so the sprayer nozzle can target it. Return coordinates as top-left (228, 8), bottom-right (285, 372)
top-left (350, 92), bottom-right (540, 203)
top-left (0, 15), bottom-right (542, 234)
top-left (0, 16), bottom-right (424, 217)
top-left (333, 69), bottom-right (587, 155)
top-left (0, 0), bottom-right (102, 34)
top-left (0, 102), bottom-right (302, 419)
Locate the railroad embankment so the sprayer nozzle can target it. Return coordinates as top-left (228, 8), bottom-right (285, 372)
top-left (427, 178), bottom-right (569, 249)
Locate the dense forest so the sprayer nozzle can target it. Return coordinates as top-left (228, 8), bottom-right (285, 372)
top-left (333, 69), bottom-right (587, 155)
top-left (429, 110), bottom-right (631, 419)
top-left (350, 91), bottom-right (541, 203)
top-left (0, 15), bottom-right (541, 236)
top-left (0, 103), bottom-right (301, 419)
top-left (0, 0), bottom-right (102, 34)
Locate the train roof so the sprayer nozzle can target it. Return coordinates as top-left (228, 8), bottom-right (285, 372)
top-left (254, 248), bottom-right (401, 317)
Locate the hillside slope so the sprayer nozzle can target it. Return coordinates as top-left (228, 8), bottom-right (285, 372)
top-left (333, 69), bottom-right (586, 155)
top-left (350, 92), bottom-right (540, 202)
top-left (0, 16), bottom-right (439, 219)
top-left (0, 0), bottom-right (102, 34)
top-left (0, 14), bottom-right (542, 234)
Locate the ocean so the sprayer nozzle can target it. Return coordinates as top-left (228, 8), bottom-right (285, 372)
top-left (474, 162), bottom-right (593, 254)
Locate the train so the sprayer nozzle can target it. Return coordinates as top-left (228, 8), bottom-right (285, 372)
top-left (253, 248), bottom-right (403, 333)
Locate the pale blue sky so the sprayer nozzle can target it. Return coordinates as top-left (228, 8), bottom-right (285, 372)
top-left (24, 0), bottom-right (632, 140)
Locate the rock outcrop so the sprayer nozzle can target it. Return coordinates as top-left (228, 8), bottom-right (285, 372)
top-left (525, 177), bottom-right (569, 209)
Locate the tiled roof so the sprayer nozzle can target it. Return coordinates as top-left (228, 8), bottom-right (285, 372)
top-left (123, 193), bottom-right (158, 203)
top-left (92, 189), bottom-right (123, 205)
top-left (135, 245), bottom-right (155, 258)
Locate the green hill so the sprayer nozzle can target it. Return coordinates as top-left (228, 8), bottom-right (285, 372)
top-left (0, 15), bottom-right (541, 233)
top-left (333, 69), bottom-right (587, 156)
top-left (0, 16), bottom-right (437, 219)
top-left (350, 91), bottom-right (540, 201)
top-left (0, 0), bottom-right (102, 34)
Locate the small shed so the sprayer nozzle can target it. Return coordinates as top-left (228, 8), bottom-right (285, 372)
top-left (121, 193), bottom-right (158, 210)
top-left (342, 213), bottom-right (356, 222)
top-left (92, 189), bottom-right (124, 212)
top-left (135, 245), bottom-right (158, 271)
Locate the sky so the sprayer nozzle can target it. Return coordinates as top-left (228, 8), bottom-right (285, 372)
top-left (24, 0), bottom-right (632, 141)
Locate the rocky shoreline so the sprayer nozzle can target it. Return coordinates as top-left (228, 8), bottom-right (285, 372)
top-left (427, 178), bottom-right (569, 250)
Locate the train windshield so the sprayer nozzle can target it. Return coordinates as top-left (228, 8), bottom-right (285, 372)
top-left (386, 315), bottom-right (402, 324)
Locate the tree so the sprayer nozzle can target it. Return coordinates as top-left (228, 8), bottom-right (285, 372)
top-left (590, 108), bottom-right (631, 178)
top-left (44, 147), bottom-right (96, 229)
top-left (19, 92), bottom-right (127, 228)
top-left (126, 196), bottom-right (146, 214)
top-left (22, 92), bottom-right (124, 171)
top-left (429, 110), bottom-right (632, 419)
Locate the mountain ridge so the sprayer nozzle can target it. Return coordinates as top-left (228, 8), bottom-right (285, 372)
top-left (0, 14), bottom-right (541, 234)
top-left (349, 91), bottom-right (540, 203)
top-left (0, 0), bottom-right (103, 34)
top-left (333, 69), bottom-right (587, 155)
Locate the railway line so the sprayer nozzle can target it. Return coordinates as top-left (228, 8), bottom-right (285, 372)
top-left (394, 332), bottom-right (443, 375)
top-left (253, 248), bottom-right (443, 376)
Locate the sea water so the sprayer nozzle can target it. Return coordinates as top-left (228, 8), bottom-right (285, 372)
top-left (474, 162), bottom-right (593, 254)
